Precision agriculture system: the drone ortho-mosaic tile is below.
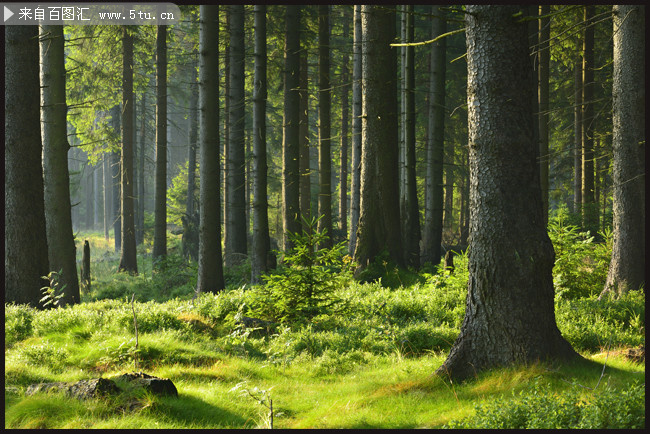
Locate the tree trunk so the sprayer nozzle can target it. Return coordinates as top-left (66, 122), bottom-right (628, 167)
top-left (318, 5), bottom-right (333, 247)
top-left (538, 5), bottom-right (550, 225)
top-left (103, 153), bottom-right (111, 240)
top-left (40, 24), bottom-right (80, 306)
top-left (573, 51), bottom-right (582, 217)
top-left (81, 240), bottom-right (91, 292)
top-left (197, 5), bottom-right (225, 294)
top-left (600, 5), bottom-right (645, 298)
top-left (137, 89), bottom-right (147, 245)
top-left (5, 25), bottom-right (50, 307)
top-left (153, 25), bottom-right (168, 261)
top-left (422, 6), bottom-right (446, 266)
top-left (581, 6), bottom-right (597, 235)
top-left (225, 5), bottom-right (248, 266)
top-left (282, 5), bottom-right (302, 252)
top-left (354, 5), bottom-right (403, 269)
top-left (338, 8), bottom-right (350, 236)
top-left (119, 27), bottom-right (138, 274)
top-left (251, 5), bottom-right (272, 284)
top-left (299, 51), bottom-right (311, 231)
top-left (348, 5), bottom-right (362, 255)
top-left (436, 5), bottom-right (578, 382)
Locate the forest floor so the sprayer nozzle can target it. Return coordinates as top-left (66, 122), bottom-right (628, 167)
top-left (4, 230), bottom-right (645, 429)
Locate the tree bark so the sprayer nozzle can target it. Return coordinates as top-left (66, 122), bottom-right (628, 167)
top-left (581, 6), bottom-right (597, 235)
top-left (354, 5), bottom-right (403, 269)
top-left (282, 5), bottom-right (302, 251)
top-left (5, 25), bottom-right (50, 307)
top-left (436, 5), bottom-right (578, 382)
top-left (137, 89), bottom-right (147, 245)
top-left (251, 5), bottom-right (272, 284)
top-left (318, 5), bottom-right (333, 247)
top-left (118, 27), bottom-right (138, 274)
top-left (299, 51), bottom-right (311, 231)
top-left (600, 5), bottom-right (645, 298)
top-left (197, 5), bottom-right (225, 294)
top-left (40, 24), bottom-right (80, 305)
top-left (153, 25), bottom-right (168, 261)
top-left (573, 50), bottom-right (582, 217)
top-left (538, 5), bottom-right (550, 225)
top-left (348, 5), bottom-right (362, 255)
top-left (422, 5), bottom-right (446, 266)
top-left (338, 8), bottom-right (350, 236)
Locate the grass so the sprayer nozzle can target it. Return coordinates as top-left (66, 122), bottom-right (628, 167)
top-left (4, 230), bottom-right (645, 429)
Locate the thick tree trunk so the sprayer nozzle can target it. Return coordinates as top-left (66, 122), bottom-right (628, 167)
top-left (538, 5), bottom-right (550, 225)
top-left (422, 6), bottom-right (446, 266)
top-left (436, 6), bottom-right (578, 382)
top-left (338, 8), bottom-right (350, 236)
top-left (318, 5), bottom-right (333, 247)
top-left (299, 51), bottom-right (311, 231)
top-left (282, 5), bottom-right (302, 251)
top-left (5, 25), bottom-right (50, 307)
top-left (197, 5), bottom-right (225, 294)
top-left (581, 6), bottom-right (597, 235)
top-left (251, 5), bottom-right (272, 284)
top-left (40, 25), bottom-right (80, 306)
top-left (226, 5), bottom-right (248, 266)
top-left (153, 25), bottom-right (168, 261)
top-left (354, 5), bottom-right (403, 269)
top-left (573, 53), bottom-right (582, 217)
top-left (600, 5), bottom-right (645, 298)
top-left (119, 27), bottom-right (138, 274)
top-left (348, 5), bottom-right (362, 255)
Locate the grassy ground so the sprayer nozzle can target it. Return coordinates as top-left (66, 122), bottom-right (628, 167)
top-left (4, 231), bottom-right (645, 429)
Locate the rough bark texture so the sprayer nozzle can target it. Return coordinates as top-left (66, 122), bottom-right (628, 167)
top-left (436, 5), bottom-right (578, 382)
top-left (226, 5), bottom-right (248, 266)
top-left (282, 5), bottom-right (301, 251)
top-left (119, 27), bottom-right (138, 274)
top-left (348, 5), bottom-right (362, 255)
top-left (338, 9), bottom-right (350, 236)
top-left (197, 5), bottom-right (225, 294)
top-left (573, 54), bottom-right (582, 216)
top-left (136, 91), bottom-right (147, 245)
top-left (354, 5), bottom-right (403, 269)
top-left (40, 25), bottom-right (80, 305)
top-left (153, 25), bottom-right (168, 261)
top-left (600, 5), bottom-right (645, 298)
top-left (5, 25), bottom-right (50, 307)
top-left (422, 6), bottom-right (446, 266)
top-left (581, 6), bottom-right (597, 235)
top-left (299, 51), bottom-right (311, 231)
top-left (538, 5), bottom-right (550, 225)
top-left (251, 5), bottom-right (272, 284)
top-left (317, 5), bottom-right (333, 247)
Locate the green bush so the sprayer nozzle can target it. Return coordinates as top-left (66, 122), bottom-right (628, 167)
top-left (5, 303), bottom-right (35, 348)
top-left (444, 381), bottom-right (645, 429)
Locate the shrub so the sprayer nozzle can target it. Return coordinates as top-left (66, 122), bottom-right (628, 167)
top-left (5, 303), bottom-right (35, 348)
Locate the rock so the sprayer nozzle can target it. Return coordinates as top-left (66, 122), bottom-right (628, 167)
top-left (26, 378), bottom-right (119, 399)
top-left (112, 372), bottom-right (178, 397)
top-left (623, 345), bottom-right (645, 363)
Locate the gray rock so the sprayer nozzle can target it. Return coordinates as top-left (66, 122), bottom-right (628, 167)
top-left (112, 372), bottom-right (178, 397)
top-left (25, 378), bottom-right (119, 399)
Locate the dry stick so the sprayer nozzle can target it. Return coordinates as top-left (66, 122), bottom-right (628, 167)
top-left (131, 293), bottom-right (139, 372)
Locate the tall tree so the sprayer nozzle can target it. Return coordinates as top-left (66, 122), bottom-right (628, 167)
top-left (40, 24), bottom-right (80, 305)
top-left (136, 89), bottom-right (147, 246)
top-left (251, 4), bottom-right (272, 284)
top-left (573, 46), bottom-right (582, 216)
top-left (538, 5), bottom-right (551, 225)
top-left (422, 5), bottom-right (447, 266)
top-left (299, 50), bottom-right (311, 229)
top-left (348, 5), bottom-right (362, 254)
top-left (600, 5), bottom-right (645, 298)
top-left (153, 25), bottom-right (168, 261)
top-left (581, 6), bottom-right (597, 235)
top-left (226, 4), bottom-right (248, 266)
top-left (318, 4), bottom-right (333, 247)
top-left (5, 25), bottom-right (50, 307)
top-left (436, 5), bottom-right (578, 382)
top-left (282, 5), bottom-right (302, 251)
top-left (197, 5), bottom-right (225, 294)
top-left (338, 8), bottom-right (350, 236)
top-left (103, 152), bottom-right (112, 240)
top-left (118, 26), bottom-right (138, 274)
top-left (354, 5), bottom-right (403, 269)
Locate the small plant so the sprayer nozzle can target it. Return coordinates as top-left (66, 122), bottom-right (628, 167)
top-left (230, 381), bottom-right (279, 429)
top-left (40, 270), bottom-right (66, 308)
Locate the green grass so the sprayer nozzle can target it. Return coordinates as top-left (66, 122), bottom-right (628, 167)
top-left (4, 230), bottom-right (645, 429)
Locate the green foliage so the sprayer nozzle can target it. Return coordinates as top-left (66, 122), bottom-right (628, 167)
top-left (5, 304), bottom-right (35, 348)
top-left (355, 249), bottom-right (426, 289)
top-left (166, 161), bottom-right (199, 228)
top-left (548, 205), bottom-right (611, 300)
top-left (444, 380), bottom-right (645, 429)
top-left (250, 217), bottom-right (354, 324)
top-left (39, 270), bottom-right (66, 308)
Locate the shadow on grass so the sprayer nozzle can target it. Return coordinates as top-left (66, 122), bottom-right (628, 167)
top-left (154, 393), bottom-right (250, 428)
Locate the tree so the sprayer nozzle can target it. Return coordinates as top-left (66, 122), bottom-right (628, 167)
top-left (40, 24), bottom-right (80, 306)
top-left (282, 5), bottom-right (302, 252)
top-left (581, 6), bottom-right (597, 235)
top-left (225, 4), bottom-right (248, 266)
top-left (251, 4), bottom-right (272, 284)
top-left (421, 5), bottom-right (447, 266)
top-left (354, 5), bottom-right (403, 269)
top-left (600, 5), bottom-right (645, 298)
top-left (5, 25), bottom-right (50, 307)
top-left (338, 8), bottom-right (351, 236)
top-left (538, 5), bottom-right (550, 225)
top-left (573, 44), bottom-right (582, 216)
top-left (436, 5), bottom-right (578, 382)
top-left (153, 25), bottom-right (168, 261)
top-left (348, 5), bottom-right (362, 255)
top-left (317, 4), bottom-right (333, 248)
top-left (196, 5), bottom-right (225, 294)
top-left (118, 26), bottom-right (138, 274)
top-left (299, 49), bottom-right (311, 230)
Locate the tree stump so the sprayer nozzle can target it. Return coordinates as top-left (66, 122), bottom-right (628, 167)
top-left (80, 240), bottom-right (91, 292)
top-left (444, 250), bottom-right (455, 274)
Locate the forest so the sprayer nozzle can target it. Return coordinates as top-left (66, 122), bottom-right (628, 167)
top-left (4, 4), bottom-right (645, 429)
